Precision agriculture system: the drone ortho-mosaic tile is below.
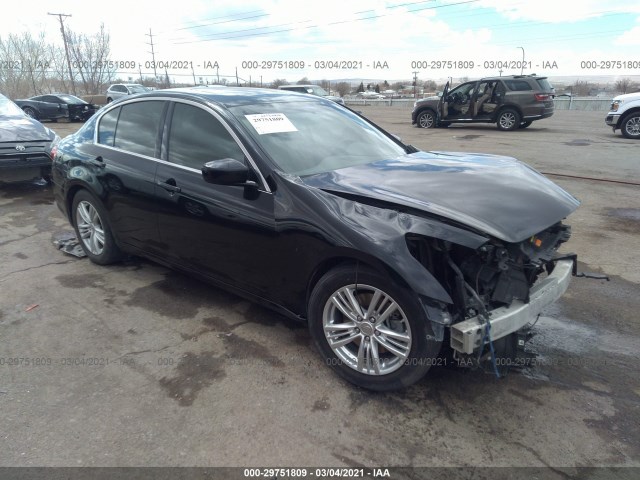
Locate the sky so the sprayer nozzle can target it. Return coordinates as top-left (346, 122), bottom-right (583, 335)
top-left (4, 0), bottom-right (640, 85)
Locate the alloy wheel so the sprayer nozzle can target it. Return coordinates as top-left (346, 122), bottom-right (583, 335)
top-left (76, 200), bottom-right (106, 255)
top-left (322, 284), bottom-right (412, 375)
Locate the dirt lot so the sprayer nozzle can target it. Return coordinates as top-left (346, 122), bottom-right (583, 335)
top-left (1, 109), bottom-right (639, 473)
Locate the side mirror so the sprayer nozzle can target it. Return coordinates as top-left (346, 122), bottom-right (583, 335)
top-left (202, 158), bottom-right (251, 186)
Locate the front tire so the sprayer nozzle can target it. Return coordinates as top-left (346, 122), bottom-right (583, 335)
top-left (71, 190), bottom-right (122, 265)
top-left (621, 113), bottom-right (640, 139)
top-left (497, 108), bottom-right (521, 131)
top-left (308, 265), bottom-right (441, 391)
top-left (416, 110), bottom-right (436, 128)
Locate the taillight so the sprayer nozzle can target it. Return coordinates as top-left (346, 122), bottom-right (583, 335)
top-left (50, 145), bottom-right (57, 160)
top-left (535, 94), bottom-right (551, 101)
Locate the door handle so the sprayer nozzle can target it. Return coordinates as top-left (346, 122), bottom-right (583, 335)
top-left (157, 179), bottom-right (182, 193)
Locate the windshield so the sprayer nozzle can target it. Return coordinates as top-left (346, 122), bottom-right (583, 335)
top-left (535, 78), bottom-right (553, 92)
top-left (230, 101), bottom-right (406, 176)
top-left (128, 85), bottom-right (148, 94)
top-left (307, 86), bottom-right (329, 96)
top-left (56, 94), bottom-right (86, 104)
top-left (0, 98), bottom-right (26, 117)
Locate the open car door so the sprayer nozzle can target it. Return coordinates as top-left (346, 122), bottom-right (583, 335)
top-left (438, 81), bottom-right (450, 122)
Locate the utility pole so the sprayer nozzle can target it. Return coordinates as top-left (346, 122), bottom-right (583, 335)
top-left (145, 29), bottom-right (158, 79)
top-left (48, 12), bottom-right (76, 95)
top-left (412, 71), bottom-right (419, 98)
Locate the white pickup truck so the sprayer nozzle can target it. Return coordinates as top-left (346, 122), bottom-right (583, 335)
top-left (605, 92), bottom-right (640, 139)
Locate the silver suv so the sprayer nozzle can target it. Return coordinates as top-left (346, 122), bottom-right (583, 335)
top-left (105, 84), bottom-right (149, 103)
top-left (278, 84), bottom-right (344, 105)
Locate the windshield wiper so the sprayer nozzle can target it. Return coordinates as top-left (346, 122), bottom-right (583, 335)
top-left (404, 144), bottom-right (419, 154)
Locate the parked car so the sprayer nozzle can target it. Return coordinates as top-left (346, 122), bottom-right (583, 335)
top-left (14, 96), bottom-right (68, 122)
top-left (0, 93), bottom-right (58, 183)
top-left (357, 91), bottom-right (386, 99)
top-left (605, 91), bottom-right (640, 139)
top-left (412, 75), bottom-right (555, 131)
top-left (21, 94), bottom-right (97, 122)
top-left (278, 84), bottom-right (345, 105)
top-left (105, 84), bottom-right (149, 103)
top-left (51, 87), bottom-right (579, 391)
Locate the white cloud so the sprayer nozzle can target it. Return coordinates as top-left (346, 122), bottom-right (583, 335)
top-left (615, 17), bottom-right (640, 46)
top-left (478, 0), bottom-right (640, 23)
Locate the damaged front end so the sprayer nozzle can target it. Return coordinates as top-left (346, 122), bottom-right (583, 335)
top-left (407, 221), bottom-right (575, 369)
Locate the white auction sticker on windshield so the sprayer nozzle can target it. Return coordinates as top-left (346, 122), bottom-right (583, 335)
top-left (245, 113), bottom-right (298, 135)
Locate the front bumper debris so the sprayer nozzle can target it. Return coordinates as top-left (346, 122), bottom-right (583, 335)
top-left (450, 259), bottom-right (574, 354)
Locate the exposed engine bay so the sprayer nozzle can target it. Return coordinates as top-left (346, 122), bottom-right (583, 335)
top-left (407, 221), bottom-right (574, 373)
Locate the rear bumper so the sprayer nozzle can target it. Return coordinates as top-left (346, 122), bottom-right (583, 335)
top-left (450, 259), bottom-right (573, 354)
top-left (522, 110), bottom-right (554, 121)
top-left (0, 155), bottom-right (51, 169)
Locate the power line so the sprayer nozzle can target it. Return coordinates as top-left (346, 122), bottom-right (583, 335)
top-left (171, 0), bottom-right (480, 45)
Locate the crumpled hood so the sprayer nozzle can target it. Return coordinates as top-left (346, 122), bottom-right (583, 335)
top-left (301, 151), bottom-right (580, 243)
top-left (0, 115), bottom-right (55, 142)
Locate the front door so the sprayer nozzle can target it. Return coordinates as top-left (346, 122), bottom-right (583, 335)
top-left (154, 101), bottom-right (277, 296)
top-left (442, 81), bottom-right (476, 120)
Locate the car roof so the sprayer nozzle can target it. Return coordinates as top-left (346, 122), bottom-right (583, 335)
top-left (129, 86), bottom-right (326, 108)
top-left (477, 75), bottom-right (548, 81)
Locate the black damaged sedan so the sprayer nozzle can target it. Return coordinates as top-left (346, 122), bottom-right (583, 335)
top-left (51, 87), bottom-right (579, 391)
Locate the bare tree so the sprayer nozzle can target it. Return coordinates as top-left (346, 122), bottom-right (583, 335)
top-left (423, 79), bottom-right (437, 91)
top-left (335, 82), bottom-right (351, 97)
top-left (615, 78), bottom-right (637, 94)
top-left (67, 24), bottom-right (116, 95)
top-left (0, 32), bottom-right (50, 98)
top-left (572, 80), bottom-right (594, 96)
top-left (270, 78), bottom-right (288, 89)
top-left (296, 76), bottom-right (310, 85)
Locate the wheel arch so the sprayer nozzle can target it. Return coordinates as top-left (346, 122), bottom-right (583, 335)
top-left (494, 103), bottom-right (523, 118)
top-left (64, 181), bottom-right (106, 224)
top-left (619, 107), bottom-right (640, 127)
top-left (415, 107), bottom-right (437, 126)
top-left (305, 253), bottom-right (416, 318)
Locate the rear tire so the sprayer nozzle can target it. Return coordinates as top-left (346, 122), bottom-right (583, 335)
top-left (519, 121), bottom-right (532, 129)
top-left (106, 97), bottom-right (113, 103)
top-left (71, 190), bottom-right (123, 265)
top-left (308, 265), bottom-right (441, 391)
top-left (496, 108), bottom-right (521, 131)
top-left (621, 113), bottom-right (640, 139)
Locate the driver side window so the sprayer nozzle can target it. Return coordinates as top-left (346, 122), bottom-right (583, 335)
top-left (167, 103), bottom-right (245, 170)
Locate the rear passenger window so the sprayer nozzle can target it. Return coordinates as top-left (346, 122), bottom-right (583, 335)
top-left (504, 80), bottom-right (532, 91)
top-left (113, 101), bottom-right (165, 157)
top-left (167, 103), bottom-right (244, 170)
top-left (97, 107), bottom-right (120, 146)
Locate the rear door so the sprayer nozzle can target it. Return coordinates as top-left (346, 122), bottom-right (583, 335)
top-left (84, 100), bottom-right (167, 252)
top-left (154, 101), bottom-right (277, 296)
